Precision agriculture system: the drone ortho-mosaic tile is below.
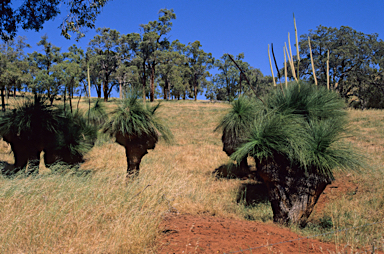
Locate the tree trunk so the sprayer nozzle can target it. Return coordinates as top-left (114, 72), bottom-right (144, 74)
top-left (119, 82), bottom-right (122, 99)
top-left (103, 78), bottom-right (109, 102)
top-left (69, 87), bottom-right (73, 114)
top-left (63, 87), bottom-right (66, 113)
top-left (194, 79), bottom-right (197, 101)
top-left (239, 73), bottom-right (242, 95)
top-left (115, 133), bottom-right (158, 177)
top-left (142, 63), bottom-right (146, 103)
top-left (256, 154), bottom-right (332, 227)
top-left (96, 83), bottom-right (102, 98)
top-left (222, 132), bottom-right (249, 173)
top-left (13, 87), bottom-right (16, 98)
top-left (2, 135), bottom-right (41, 175)
top-left (1, 86), bottom-right (5, 112)
top-left (150, 65), bottom-right (155, 102)
top-left (167, 79), bottom-right (171, 100)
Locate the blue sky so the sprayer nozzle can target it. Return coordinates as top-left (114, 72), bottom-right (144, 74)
top-left (13, 0), bottom-right (384, 99)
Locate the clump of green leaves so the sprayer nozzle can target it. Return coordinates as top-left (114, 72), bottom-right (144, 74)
top-left (0, 97), bottom-right (60, 143)
top-left (51, 108), bottom-right (98, 161)
top-left (103, 95), bottom-right (172, 142)
top-left (85, 99), bottom-right (108, 127)
top-left (232, 81), bottom-right (361, 178)
top-left (215, 96), bottom-right (261, 163)
top-left (0, 97), bottom-right (98, 171)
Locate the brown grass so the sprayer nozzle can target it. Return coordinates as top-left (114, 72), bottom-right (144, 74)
top-left (0, 97), bottom-right (383, 252)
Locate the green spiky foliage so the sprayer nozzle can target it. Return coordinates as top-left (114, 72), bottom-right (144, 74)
top-left (44, 108), bottom-right (98, 166)
top-left (0, 97), bottom-right (61, 172)
top-left (231, 82), bottom-right (362, 226)
top-left (215, 96), bottom-right (260, 152)
top-left (102, 95), bottom-right (172, 175)
top-left (215, 96), bottom-right (261, 173)
top-left (103, 96), bottom-right (172, 142)
top-left (0, 97), bottom-right (98, 174)
top-left (0, 98), bottom-right (60, 141)
top-left (233, 81), bottom-right (359, 179)
top-left (85, 99), bottom-right (108, 127)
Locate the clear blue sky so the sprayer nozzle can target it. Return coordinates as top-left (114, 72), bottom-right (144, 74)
top-left (14, 0), bottom-right (384, 99)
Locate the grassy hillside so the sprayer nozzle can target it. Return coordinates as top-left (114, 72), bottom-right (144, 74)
top-left (0, 98), bottom-right (382, 253)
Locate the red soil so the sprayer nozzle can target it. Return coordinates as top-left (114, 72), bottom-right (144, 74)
top-left (158, 213), bottom-right (339, 254)
top-left (157, 173), bottom-right (378, 254)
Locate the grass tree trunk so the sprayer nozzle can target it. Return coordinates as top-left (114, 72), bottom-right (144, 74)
top-left (115, 133), bottom-right (158, 176)
top-left (222, 133), bottom-right (250, 173)
top-left (3, 135), bottom-right (41, 175)
top-left (257, 154), bottom-right (332, 227)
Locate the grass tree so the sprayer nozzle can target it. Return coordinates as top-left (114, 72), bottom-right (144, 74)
top-left (215, 96), bottom-right (259, 173)
top-left (232, 82), bottom-right (361, 227)
top-left (44, 109), bottom-right (98, 167)
top-left (102, 94), bottom-right (172, 176)
top-left (0, 97), bottom-right (60, 174)
top-left (85, 99), bottom-right (108, 127)
top-left (0, 97), bottom-right (97, 175)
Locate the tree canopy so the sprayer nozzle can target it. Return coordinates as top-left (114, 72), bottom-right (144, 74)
top-left (0, 0), bottom-right (110, 41)
top-left (288, 25), bottom-right (384, 108)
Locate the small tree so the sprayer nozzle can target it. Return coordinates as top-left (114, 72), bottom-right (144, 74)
top-left (102, 93), bottom-right (172, 176)
top-left (232, 82), bottom-right (361, 226)
top-left (0, 97), bottom-right (97, 175)
top-left (215, 96), bottom-right (259, 173)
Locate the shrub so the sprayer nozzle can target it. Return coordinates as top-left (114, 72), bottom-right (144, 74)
top-left (232, 82), bottom-right (361, 226)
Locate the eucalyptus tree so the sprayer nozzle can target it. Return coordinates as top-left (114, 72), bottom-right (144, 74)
top-left (28, 35), bottom-right (61, 104)
top-left (114, 64), bottom-right (140, 99)
top-left (60, 45), bottom-right (85, 112)
top-left (140, 8), bottom-right (176, 102)
top-left (212, 53), bottom-right (247, 101)
top-left (0, 0), bottom-right (111, 41)
top-left (113, 33), bottom-right (141, 99)
top-left (295, 25), bottom-right (384, 105)
top-left (88, 27), bottom-right (120, 102)
top-left (157, 40), bottom-right (186, 100)
top-left (121, 32), bottom-right (150, 101)
top-left (0, 36), bottom-right (30, 111)
top-left (185, 41), bottom-right (214, 101)
top-left (85, 49), bottom-right (103, 98)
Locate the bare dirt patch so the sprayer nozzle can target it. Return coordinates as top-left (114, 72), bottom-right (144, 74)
top-left (157, 172), bottom-right (375, 254)
top-left (158, 213), bottom-right (340, 254)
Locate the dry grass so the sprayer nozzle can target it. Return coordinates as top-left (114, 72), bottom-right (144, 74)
top-left (0, 97), bottom-right (383, 252)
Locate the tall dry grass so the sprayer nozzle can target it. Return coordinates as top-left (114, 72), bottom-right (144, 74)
top-left (0, 97), bottom-right (383, 252)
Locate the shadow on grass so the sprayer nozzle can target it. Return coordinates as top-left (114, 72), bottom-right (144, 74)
top-left (0, 161), bottom-right (16, 177)
top-left (0, 160), bottom-right (93, 178)
top-left (237, 182), bottom-right (269, 206)
top-left (213, 163), bottom-right (269, 206)
top-left (212, 163), bottom-right (251, 179)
